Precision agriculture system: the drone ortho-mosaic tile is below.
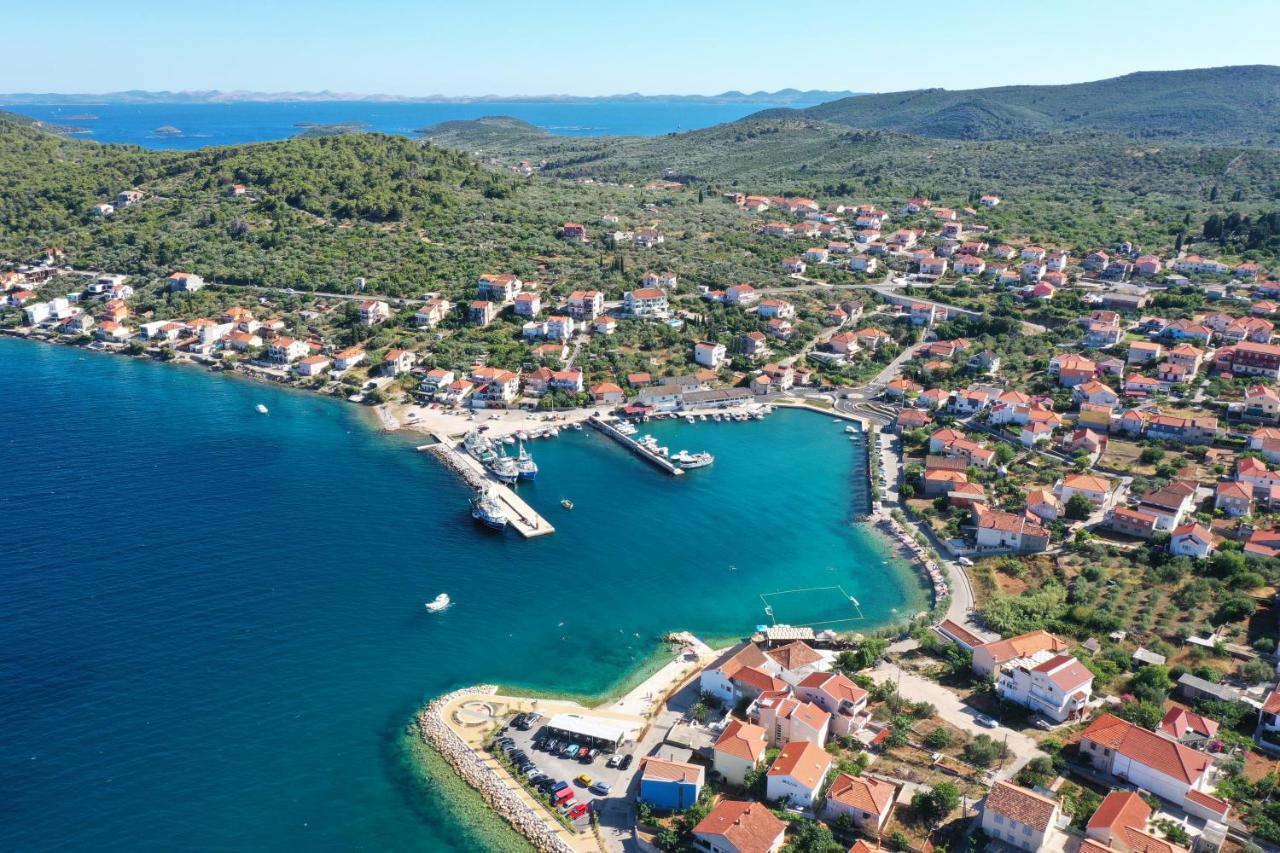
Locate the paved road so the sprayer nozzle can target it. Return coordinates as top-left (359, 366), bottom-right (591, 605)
top-left (870, 662), bottom-right (1044, 779)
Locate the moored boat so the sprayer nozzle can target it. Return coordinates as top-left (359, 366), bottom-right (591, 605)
top-left (671, 450), bottom-right (714, 469)
top-left (516, 441), bottom-right (538, 480)
top-left (470, 488), bottom-right (508, 529)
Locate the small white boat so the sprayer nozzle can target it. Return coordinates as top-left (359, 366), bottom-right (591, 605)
top-left (425, 593), bottom-right (451, 612)
top-left (561, 499), bottom-right (574, 510)
top-left (255, 404), bottom-right (269, 414)
top-left (845, 425), bottom-right (857, 433)
top-left (572, 423), bottom-right (583, 431)
top-left (685, 416), bottom-right (695, 424)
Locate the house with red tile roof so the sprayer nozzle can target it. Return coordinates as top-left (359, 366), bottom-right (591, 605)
top-left (1170, 523), bottom-right (1216, 559)
top-left (765, 740), bottom-right (832, 810)
top-left (972, 630), bottom-right (1069, 678)
top-left (824, 773), bottom-right (897, 833)
top-left (693, 800), bottom-right (786, 853)
top-left (1079, 714), bottom-right (1225, 821)
top-left (996, 653), bottom-right (1093, 722)
top-left (1086, 790), bottom-right (1189, 853)
top-left (980, 781), bottom-right (1067, 851)
top-left (699, 644), bottom-right (784, 706)
top-left (796, 671), bottom-right (869, 737)
top-left (712, 720), bottom-right (768, 787)
top-left (755, 692), bottom-right (830, 748)
top-left (973, 508), bottom-right (1050, 553)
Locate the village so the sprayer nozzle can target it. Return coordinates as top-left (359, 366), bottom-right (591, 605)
top-left (7, 181), bottom-right (1280, 852)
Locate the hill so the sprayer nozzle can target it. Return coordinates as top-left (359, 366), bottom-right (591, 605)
top-left (760, 66), bottom-right (1280, 145)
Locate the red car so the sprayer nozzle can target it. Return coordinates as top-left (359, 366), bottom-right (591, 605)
top-left (567, 802), bottom-right (590, 820)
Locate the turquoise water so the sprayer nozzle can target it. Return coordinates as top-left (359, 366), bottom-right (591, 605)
top-left (0, 337), bottom-right (924, 850)
top-left (5, 101), bottom-right (824, 149)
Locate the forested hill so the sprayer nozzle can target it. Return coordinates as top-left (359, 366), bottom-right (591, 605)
top-left (0, 109), bottom-right (518, 287)
top-left (757, 66), bottom-right (1280, 145)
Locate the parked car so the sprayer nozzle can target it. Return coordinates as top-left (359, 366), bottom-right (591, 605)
top-left (618, 754), bottom-right (633, 770)
top-left (567, 802), bottom-right (590, 820)
top-left (605, 755), bottom-right (619, 769)
top-left (564, 745), bottom-right (580, 759)
top-left (975, 714), bottom-right (998, 728)
top-left (575, 774), bottom-right (593, 787)
top-left (589, 781), bottom-right (611, 796)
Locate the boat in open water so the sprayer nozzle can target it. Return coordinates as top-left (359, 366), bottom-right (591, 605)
top-left (425, 593), bottom-right (451, 612)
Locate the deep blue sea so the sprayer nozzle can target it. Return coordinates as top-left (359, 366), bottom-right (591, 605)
top-left (4, 100), bottom-right (813, 149)
top-left (0, 337), bottom-right (923, 850)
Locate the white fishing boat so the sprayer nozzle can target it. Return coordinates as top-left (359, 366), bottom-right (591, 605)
top-left (515, 441), bottom-right (538, 480)
top-left (671, 450), bottom-right (714, 469)
top-left (489, 451), bottom-right (519, 484)
top-left (255, 403), bottom-right (269, 414)
top-left (470, 488), bottom-right (508, 530)
top-left (615, 421), bottom-right (638, 436)
top-left (425, 593), bottom-right (451, 612)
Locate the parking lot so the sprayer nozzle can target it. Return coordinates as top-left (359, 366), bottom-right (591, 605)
top-left (492, 713), bottom-right (643, 832)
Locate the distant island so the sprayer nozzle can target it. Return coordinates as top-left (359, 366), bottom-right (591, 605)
top-left (0, 88), bottom-right (861, 107)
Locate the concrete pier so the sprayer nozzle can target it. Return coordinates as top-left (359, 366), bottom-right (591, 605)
top-left (586, 417), bottom-right (684, 476)
top-left (420, 436), bottom-right (555, 538)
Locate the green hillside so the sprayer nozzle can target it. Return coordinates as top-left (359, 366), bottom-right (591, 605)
top-left (763, 66), bottom-right (1280, 145)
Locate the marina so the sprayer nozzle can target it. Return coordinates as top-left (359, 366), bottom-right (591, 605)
top-left (421, 433), bottom-right (555, 538)
top-left (585, 416), bottom-right (685, 476)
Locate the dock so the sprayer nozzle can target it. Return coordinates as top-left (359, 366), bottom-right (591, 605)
top-left (586, 416), bottom-right (684, 476)
top-left (419, 435), bottom-right (555, 538)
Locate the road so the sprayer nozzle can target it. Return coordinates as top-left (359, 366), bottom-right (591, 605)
top-left (870, 661), bottom-right (1044, 780)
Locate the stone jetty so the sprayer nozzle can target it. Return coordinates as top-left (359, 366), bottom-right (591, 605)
top-left (415, 686), bottom-right (578, 853)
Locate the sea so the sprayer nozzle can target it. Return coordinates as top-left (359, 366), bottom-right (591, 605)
top-left (4, 100), bottom-right (820, 149)
top-left (0, 338), bottom-right (924, 850)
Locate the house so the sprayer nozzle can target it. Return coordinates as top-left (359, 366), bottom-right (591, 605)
top-left (909, 302), bottom-right (938, 326)
top-left (1085, 322), bottom-right (1124, 349)
top-left (781, 257), bottom-right (806, 274)
top-left (470, 367), bottom-right (520, 405)
top-left (827, 332), bottom-right (860, 357)
top-left (1078, 714), bottom-right (1226, 822)
top-left (468, 300), bottom-right (498, 327)
top-left (1127, 341), bottom-right (1163, 365)
top-left (116, 189), bottom-right (144, 207)
top-left (413, 297), bottom-right (451, 328)
top-left (638, 757), bottom-right (704, 811)
top-left (477, 273), bottom-right (522, 303)
top-left (1259, 689), bottom-right (1280, 743)
top-left (1134, 256), bottom-right (1163, 277)
top-left (267, 337), bottom-right (310, 363)
top-left (894, 408), bottom-right (932, 434)
top-left (512, 292), bottom-right (541, 317)
top-left (358, 299), bottom-right (390, 326)
top-left (972, 630), bottom-right (1070, 678)
top-left (755, 693), bottom-right (830, 748)
top-left (561, 222), bottom-right (588, 242)
top-left (1241, 384), bottom-right (1280, 422)
top-left (566, 290), bottom-right (604, 321)
top-left (694, 341), bottom-right (727, 369)
top-left (725, 283), bottom-right (760, 307)
top-left (692, 800), bottom-right (787, 853)
top-left (167, 272), bottom-right (204, 293)
top-left (974, 508), bottom-right (1050, 553)
top-left (980, 194), bottom-right (1001, 207)
top-left (419, 369), bottom-right (455, 394)
top-left (919, 256), bottom-right (947, 276)
top-left (753, 363), bottom-right (795, 393)
top-left (1159, 708), bottom-right (1219, 746)
top-left (765, 640), bottom-right (827, 685)
top-left (624, 287), bottom-right (669, 319)
top-left (848, 255), bottom-right (878, 273)
top-left (797, 671), bottom-right (869, 737)
top-left (1108, 507), bottom-right (1160, 539)
top-left (1074, 380), bottom-right (1120, 407)
top-left (1084, 250), bottom-right (1111, 272)
top-left (954, 255), bottom-right (986, 275)
top-left (979, 781), bottom-right (1067, 853)
top-left (91, 202), bottom-right (115, 216)
top-left (295, 355), bottom-right (330, 377)
top-left (333, 347), bottom-right (366, 371)
top-left (383, 349), bottom-right (417, 376)
top-left (1062, 429), bottom-right (1108, 464)
top-left (594, 317), bottom-right (617, 335)
top-left (589, 382), bottom-right (626, 405)
top-left (1026, 489), bottom-right (1062, 522)
top-left (1165, 343), bottom-right (1205, 373)
top-left (996, 653), bottom-right (1093, 722)
top-left (824, 773), bottom-right (896, 834)
top-left (757, 299), bottom-right (795, 320)
top-left (1055, 473), bottom-right (1112, 507)
top-left (225, 183), bottom-right (248, 197)
top-left (699, 644), bottom-right (785, 706)
top-left (1219, 341), bottom-right (1280, 379)
top-left (1050, 354), bottom-right (1096, 387)
top-left (438, 379), bottom-right (474, 405)
top-left (1137, 480), bottom-right (1198, 530)
top-left (765, 740), bottom-right (832, 811)
top-left (1215, 481), bottom-right (1254, 517)
top-left (713, 720), bottom-right (768, 787)
top-left (62, 313), bottom-right (94, 334)
top-left (884, 377), bottom-right (922, 399)
top-left (94, 320), bottom-right (132, 343)
top-left (1086, 790), bottom-right (1189, 853)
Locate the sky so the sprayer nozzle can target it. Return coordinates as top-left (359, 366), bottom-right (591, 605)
top-left (3, 0), bottom-right (1279, 96)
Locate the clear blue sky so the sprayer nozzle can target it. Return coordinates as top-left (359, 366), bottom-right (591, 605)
top-left (4, 0), bottom-right (1279, 96)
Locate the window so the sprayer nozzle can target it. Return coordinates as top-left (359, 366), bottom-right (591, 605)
top-left (1023, 825), bottom-right (1032, 836)
top-left (994, 814), bottom-right (1004, 825)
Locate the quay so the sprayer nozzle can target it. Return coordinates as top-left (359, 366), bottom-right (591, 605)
top-left (419, 435), bottom-right (555, 538)
top-left (586, 416), bottom-right (684, 476)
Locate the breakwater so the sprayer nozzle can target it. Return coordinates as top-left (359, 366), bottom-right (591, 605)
top-left (420, 437), bottom-right (555, 538)
top-left (416, 686), bottom-right (578, 853)
top-left (586, 416), bottom-right (684, 475)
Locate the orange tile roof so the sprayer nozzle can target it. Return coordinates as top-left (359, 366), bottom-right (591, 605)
top-left (1081, 714), bottom-right (1211, 784)
top-left (765, 640), bottom-right (823, 671)
top-left (1087, 790), bottom-right (1151, 839)
top-left (984, 780), bottom-right (1057, 832)
top-left (714, 720), bottom-right (767, 763)
top-left (827, 772), bottom-right (895, 815)
top-left (767, 740), bottom-right (832, 790)
top-left (693, 801), bottom-right (786, 853)
top-left (640, 757), bottom-right (704, 784)
top-left (976, 630), bottom-right (1067, 665)
top-left (798, 671), bottom-right (867, 705)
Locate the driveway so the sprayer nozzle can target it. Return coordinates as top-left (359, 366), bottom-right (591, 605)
top-left (870, 661), bottom-right (1044, 779)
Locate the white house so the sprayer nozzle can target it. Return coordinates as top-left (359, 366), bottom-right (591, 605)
top-left (694, 341), bottom-right (727, 369)
top-left (754, 692), bottom-right (830, 748)
top-left (796, 671), bottom-right (868, 737)
top-left (358, 300), bottom-right (390, 326)
top-left (624, 287), bottom-right (669, 319)
top-left (295, 355), bottom-right (330, 377)
top-left (22, 302), bottom-right (50, 325)
top-left (167, 272), bottom-right (204, 292)
top-left (1170, 522), bottom-right (1215, 559)
top-left (699, 644), bottom-right (785, 707)
top-left (980, 781), bottom-right (1067, 853)
top-left (765, 740), bottom-right (831, 811)
top-left (995, 653), bottom-right (1093, 723)
top-left (268, 337), bottom-right (311, 363)
top-left (693, 801), bottom-right (786, 853)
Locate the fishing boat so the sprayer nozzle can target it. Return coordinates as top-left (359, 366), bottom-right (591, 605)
top-left (561, 499), bottom-right (574, 510)
top-left (255, 403), bottom-right (269, 414)
top-left (515, 441), bottom-right (538, 480)
top-left (615, 421), bottom-right (638, 436)
top-left (470, 488), bottom-right (508, 530)
top-left (425, 593), bottom-right (451, 612)
top-left (489, 449), bottom-right (519, 484)
top-left (671, 450), bottom-right (714, 469)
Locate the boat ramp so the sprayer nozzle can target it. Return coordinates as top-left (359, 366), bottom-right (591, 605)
top-left (586, 417), bottom-right (684, 476)
top-left (419, 436), bottom-right (555, 539)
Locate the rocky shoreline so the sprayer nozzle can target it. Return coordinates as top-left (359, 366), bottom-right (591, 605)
top-left (415, 685), bottom-right (577, 853)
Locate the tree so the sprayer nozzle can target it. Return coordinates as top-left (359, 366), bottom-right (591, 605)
top-left (1130, 666), bottom-right (1173, 704)
top-left (924, 727), bottom-right (953, 750)
top-left (963, 734), bottom-right (1008, 768)
top-left (1065, 494), bottom-right (1093, 521)
top-left (911, 782), bottom-right (961, 829)
top-left (1016, 756), bottom-right (1056, 789)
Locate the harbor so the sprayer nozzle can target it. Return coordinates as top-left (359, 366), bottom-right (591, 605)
top-left (586, 416), bottom-right (684, 476)
top-left (421, 433), bottom-right (556, 538)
